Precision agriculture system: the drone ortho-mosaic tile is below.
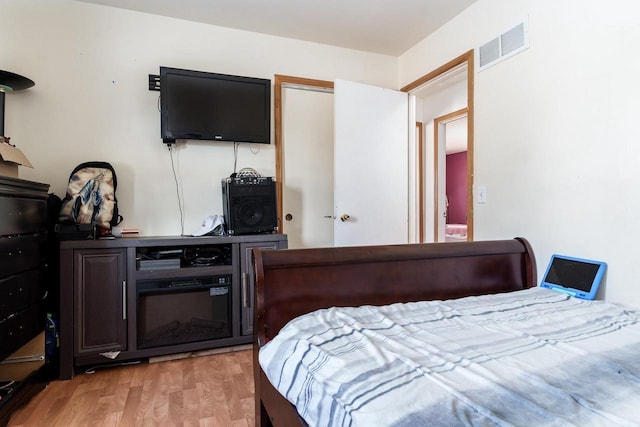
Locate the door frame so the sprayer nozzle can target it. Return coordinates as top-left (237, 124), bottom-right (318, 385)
top-left (274, 75), bottom-right (334, 231)
top-left (415, 121), bottom-right (424, 241)
top-left (434, 109), bottom-right (468, 242)
top-left (401, 49), bottom-right (475, 242)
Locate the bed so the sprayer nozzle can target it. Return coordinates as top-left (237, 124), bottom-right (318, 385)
top-left (445, 223), bottom-right (467, 241)
top-left (251, 238), bottom-right (640, 426)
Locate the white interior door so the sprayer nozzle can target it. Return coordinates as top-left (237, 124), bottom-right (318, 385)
top-left (334, 79), bottom-right (409, 246)
top-left (282, 88), bottom-right (334, 249)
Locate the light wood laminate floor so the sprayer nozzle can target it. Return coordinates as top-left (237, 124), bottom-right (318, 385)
top-left (8, 349), bottom-right (254, 427)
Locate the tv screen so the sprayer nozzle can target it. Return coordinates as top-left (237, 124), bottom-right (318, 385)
top-left (160, 67), bottom-right (271, 145)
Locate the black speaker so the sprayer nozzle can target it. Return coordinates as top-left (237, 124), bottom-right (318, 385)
top-left (222, 176), bottom-right (278, 235)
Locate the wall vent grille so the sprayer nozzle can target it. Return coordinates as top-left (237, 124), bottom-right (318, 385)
top-left (479, 38), bottom-right (500, 68)
top-left (477, 20), bottom-right (529, 71)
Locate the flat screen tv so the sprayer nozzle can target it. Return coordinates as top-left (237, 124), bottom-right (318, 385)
top-left (160, 66), bottom-right (271, 145)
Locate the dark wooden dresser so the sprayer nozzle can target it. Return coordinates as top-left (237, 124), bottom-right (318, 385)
top-left (0, 176), bottom-right (50, 426)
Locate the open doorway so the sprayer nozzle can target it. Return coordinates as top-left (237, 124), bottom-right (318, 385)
top-left (274, 75), bottom-right (334, 249)
top-left (435, 110), bottom-right (469, 242)
top-left (275, 77), bottom-right (409, 248)
top-left (402, 50), bottom-right (474, 243)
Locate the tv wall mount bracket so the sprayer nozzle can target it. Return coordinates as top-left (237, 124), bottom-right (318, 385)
top-left (148, 74), bottom-right (160, 91)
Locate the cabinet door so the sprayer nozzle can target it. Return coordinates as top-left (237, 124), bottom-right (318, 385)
top-left (240, 240), bottom-right (287, 336)
top-left (74, 249), bottom-right (127, 356)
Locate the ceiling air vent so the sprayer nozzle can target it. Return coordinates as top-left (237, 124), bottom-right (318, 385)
top-left (477, 19), bottom-right (529, 71)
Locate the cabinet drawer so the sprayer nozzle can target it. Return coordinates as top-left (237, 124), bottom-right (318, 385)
top-left (0, 234), bottom-right (46, 276)
top-left (0, 270), bottom-right (42, 321)
top-left (0, 196), bottom-right (47, 236)
top-left (0, 304), bottom-right (42, 361)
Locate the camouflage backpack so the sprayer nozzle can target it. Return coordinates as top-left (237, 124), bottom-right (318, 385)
top-left (58, 161), bottom-right (123, 230)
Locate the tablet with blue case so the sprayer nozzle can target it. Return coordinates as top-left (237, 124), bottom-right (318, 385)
top-left (540, 254), bottom-right (607, 300)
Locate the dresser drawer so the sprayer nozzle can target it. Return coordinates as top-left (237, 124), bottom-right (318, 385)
top-left (0, 196), bottom-right (47, 236)
top-left (0, 234), bottom-right (46, 276)
top-left (0, 304), bottom-right (42, 362)
top-left (0, 270), bottom-right (42, 321)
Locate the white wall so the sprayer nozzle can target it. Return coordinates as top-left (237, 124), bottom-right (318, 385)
top-left (6, 0), bottom-right (640, 307)
top-left (401, 0), bottom-right (640, 308)
top-left (1, 0), bottom-right (397, 236)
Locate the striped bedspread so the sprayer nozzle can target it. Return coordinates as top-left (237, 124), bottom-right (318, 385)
top-left (259, 287), bottom-right (640, 427)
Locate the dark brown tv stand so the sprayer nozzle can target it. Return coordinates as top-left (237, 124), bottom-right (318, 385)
top-left (58, 234), bottom-right (287, 379)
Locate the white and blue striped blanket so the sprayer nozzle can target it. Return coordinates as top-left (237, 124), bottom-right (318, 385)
top-left (259, 287), bottom-right (640, 426)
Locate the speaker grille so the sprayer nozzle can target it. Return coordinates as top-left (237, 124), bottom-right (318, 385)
top-left (222, 177), bottom-right (278, 235)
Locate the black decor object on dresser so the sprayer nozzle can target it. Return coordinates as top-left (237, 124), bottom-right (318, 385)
top-left (0, 176), bottom-right (50, 427)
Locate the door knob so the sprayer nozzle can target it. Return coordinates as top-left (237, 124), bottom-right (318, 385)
top-left (340, 214), bottom-right (350, 222)
top-left (285, 213), bottom-right (293, 221)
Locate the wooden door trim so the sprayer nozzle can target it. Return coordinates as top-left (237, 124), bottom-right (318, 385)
top-left (274, 75), bottom-right (334, 233)
top-left (416, 121), bottom-right (424, 242)
top-left (401, 49), bottom-right (474, 242)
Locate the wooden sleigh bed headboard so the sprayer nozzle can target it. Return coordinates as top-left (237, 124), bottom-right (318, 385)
top-left (252, 238), bottom-right (537, 427)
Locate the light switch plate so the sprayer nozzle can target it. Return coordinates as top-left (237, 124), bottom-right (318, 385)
top-left (478, 186), bottom-right (487, 204)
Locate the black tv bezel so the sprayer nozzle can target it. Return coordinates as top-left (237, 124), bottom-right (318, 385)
top-left (159, 66), bottom-right (271, 145)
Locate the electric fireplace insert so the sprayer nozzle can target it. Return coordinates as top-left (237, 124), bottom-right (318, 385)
top-left (137, 274), bottom-right (231, 349)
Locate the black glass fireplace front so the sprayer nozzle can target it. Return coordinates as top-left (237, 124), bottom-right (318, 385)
top-left (137, 274), bottom-right (231, 349)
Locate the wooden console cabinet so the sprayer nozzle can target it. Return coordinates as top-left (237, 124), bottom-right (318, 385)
top-left (59, 234), bottom-right (287, 379)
